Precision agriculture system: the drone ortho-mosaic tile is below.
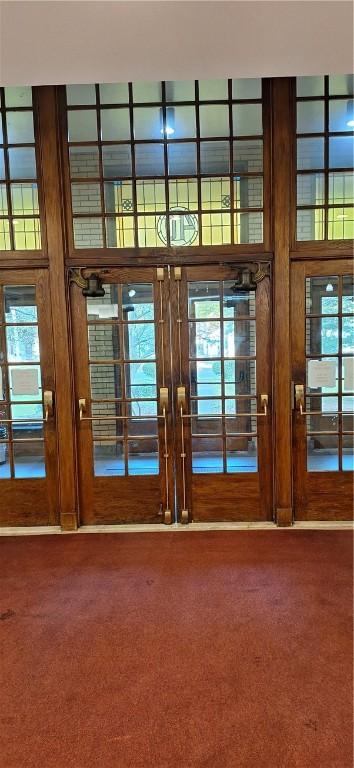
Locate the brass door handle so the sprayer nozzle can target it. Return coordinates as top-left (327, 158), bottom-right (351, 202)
top-left (78, 399), bottom-right (165, 422)
top-left (294, 384), bottom-right (353, 416)
top-left (176, 387), bottom-right (268, 418)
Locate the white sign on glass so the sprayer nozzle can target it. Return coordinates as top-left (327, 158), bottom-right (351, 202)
top-left (308, 359), bottom-right (337, 389)
top-left (343, 357), bottom-right (354, 390)
top-left (11, 368), bottom-right (39, 396)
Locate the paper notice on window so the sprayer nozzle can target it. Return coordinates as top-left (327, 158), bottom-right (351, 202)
top-left (11, 368), bottom-right (39, 396)
top-left (343, 357), bottom-right (354, 390)
top-left (308, 359), bottom-right (337, 389)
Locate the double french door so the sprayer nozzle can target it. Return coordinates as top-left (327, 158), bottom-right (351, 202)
top-left (292, 259), bottom-right (354, 520)
top-left (71, 264), bottom-right (273, 525)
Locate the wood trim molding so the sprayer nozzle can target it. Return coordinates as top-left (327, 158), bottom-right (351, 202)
top-left (272, 79), bottom-right (293, 527)
top-left (36, 85), bottom-right (78, 531)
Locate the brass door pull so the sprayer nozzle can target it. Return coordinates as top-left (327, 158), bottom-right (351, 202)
top-left (294, 384), bottom-right (353, 416)
top-left (1, 390), bottom-right (54, 423)
top-left (178, 392), bottom-right (269, 419)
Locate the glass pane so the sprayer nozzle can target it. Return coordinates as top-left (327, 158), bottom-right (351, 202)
top-left (99, 83), bottom-right (129, 104)
top-left (224, 359), bottom-right (256, 396)
top-left (343, 358), bottom-right (354, 393)
top-left (305, 277), bottom-right (339, 314)
top-left (343, 276), bottom-right (354, 312)
top-left (13, 218), bottom-right (41, 250)
top-left (329, 136), bottom-right (354, 168)
top-left (224, 320), bottom-right (256, 357)
top-left (189, 321), bottom-right (221, 358)
top-left (0, 366), bottom-right (5, 399)
top-left (225, 399), bottom-right (256, 423)
top-left (67, 110), bottom-right (97, 142)
top-left (169, 178), bottom-right (198, 210)
top-left (135, 179), bottom-right (165, 212)
top-left (137, 215), bottom-right (164, 247)
top-left (87, 285), bottom-right (119, 320)
top-left (90, 364), bottom-right (122, 399)
top-left (88, 325), bottom-right (120, 360)
top-left (191, 398), bottom-right (222, 424)
top-left (133, 82), bottom-right (162, 103)
top-left (125, 323), bottom-right (155, 360)
top-left (66, 84), bottom-right (96, 105)
top-left (165, 81), bottom-right (195, 101)
top-left (71, 183), bottom-right (101, 214)
top-left (6, 112), bottom-right (34, 144)
top-left (69, 146), bottom-right (100, 179)
top-left (233, 140), bottom-right (263, 173)
top-left (4, 285), bottom-right (37, 322)
top-left (200, 177), bottom-right (230, 210)
top-left (128, 400), bottom-right (157, 418)
top-left (297, 101), bottom-right (324, 133)
top-left (5, 86), bottom-right (32, 107)
top-left (109, 216), bottom-right (134, 250)
top-left (91, 402), bottom-right (122, 438)
top-left (94, 441), bottom-right (124, 476)
top-left (199, 105), bottom-right (229, 137)
top-left (329, 75), bottom-right (354, 96)
top-left (73, 217), bottom-right (103, 248)
top-left (167, 211), bottom-right (199, 247)
top-left (169, 107), bottom-right (196, 138)
top-left (9, 366), bottom-right (41, 402)
top-left (200, 141), bottom-right (229, 174)
top-left (190, 360), bottom-right (222, 397)
top-left (122, 284), bottom-right (154, 321)
top-left (227, 437), bottom-right (257, 473)
top-left (6, 326), bottom-right (39, 362)
top-left (11, 183), bottom-right (39, 215)
top-left (188, 282), bottom-right (220, 318)
top-left (168, 143), bottom-right (196, 175)
top-left (233, 78), bottom-right (261, 99)
top-left (296, 209), bottom-right (324, 241)
top-left (234, 211), bottom-right (263, 243)
top-left (233, 104), bottom-right (262, 136)
top-left (201, 212), bottom-right (231, 245)
top-left (296, 76), bottom-right (324, 97)
top-left (0, 150), bottom-right (5, 179)
top-left (199, 80), bottom-right (228, 100)
top-left (8, 147), bottom-right (36, 179)
top-left (328, 208), bottom-right (354, 240)
top-left (13, 441), bottom-right (45, 478)
top-left (0, 445), bottom-right (11, 479)
top-left (307, 434), bottom-right (339, 472)
top-left (102, 145), bottom-right (132, 178)
top-left (297, 138), bottom-right (324, 170)
top-left (100, 108), bottom-right (130, 141)
top-left (297, 173), bottom-right (325, 206)
top-left (135, 144), bottom-right (165, 176)
top-left (125, 362), bottom-right (156, 398)
top-left (128, 440), bottom-right (159, 475)
top-left (343, 316), bottom-right (354, 353)
top-left (234, 176), bottom-right (263, 208)
top-left (223, 284), bottom-right (255, 317)
top-left (104, 181), bottom-right (134, 214)
top-left (328, 172), bottom-right (354, 205)
top-left (329, 100), bottom-right (354, 133)
top-left (306, 317), bottom-right (339, 355)
top-left (134, 107), bottom-right (161, 140)
top-left (342, 435), bottom-right (354, 472)
top-left (192, 437), bottom-right (223, 473)
top-left (0, 220), bottom-right (10, 249)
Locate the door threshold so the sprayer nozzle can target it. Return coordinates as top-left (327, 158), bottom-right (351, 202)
top-left (293, 521), bottom-right (354, 530)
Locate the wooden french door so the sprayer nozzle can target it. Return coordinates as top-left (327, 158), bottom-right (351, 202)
top-left (170, 264), bottom-right (273, 522)
top-left (0, 270), bottom-right (58, 525)
top-left (71, 267), bottom-right (173, 525)
top-left (72, 264), bottom-right (273, 525)
top-left (292, 259), bottom-right (354, 520)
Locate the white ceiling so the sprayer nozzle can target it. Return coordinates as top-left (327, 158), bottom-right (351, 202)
top-left (0, 1), bottom-right (353, 87)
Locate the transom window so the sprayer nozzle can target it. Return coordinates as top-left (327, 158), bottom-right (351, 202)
top-left (0, 87), bottom-right (41, 251)
top-left (65, 79), bottom-right (264, 249)
top-left (296, 74), bottom-right (354, 241)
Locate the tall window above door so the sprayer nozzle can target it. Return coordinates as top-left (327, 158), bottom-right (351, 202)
top-left (64, 79), bottom-right (265, 250)
top-left (296, 74), bottom-right (354, 242)
top-left (0, 87), bottom-right (41, 251)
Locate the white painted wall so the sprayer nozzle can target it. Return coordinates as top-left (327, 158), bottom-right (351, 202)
top-left (0, 1), bottom-right (353, 87)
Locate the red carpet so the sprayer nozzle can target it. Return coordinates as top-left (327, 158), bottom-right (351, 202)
top-left (0, 530), bottom-right (352, 768)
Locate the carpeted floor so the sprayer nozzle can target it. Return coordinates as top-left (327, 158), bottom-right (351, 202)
top-left (0, 530), bottom-right (352, 768)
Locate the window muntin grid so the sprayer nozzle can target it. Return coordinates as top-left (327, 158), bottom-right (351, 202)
top-left (86, 283), bottom-right (159, 476)
top-left (188, 281), bottom-right (258, 474)
top-left (0, 87), bottom-right (41, 251)
top-left (65, 79), bottom-right (264, 250)
top-left (305, 275), bottom-right (354, 472)
top-left (296, 75), bottom-right (354, 242)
